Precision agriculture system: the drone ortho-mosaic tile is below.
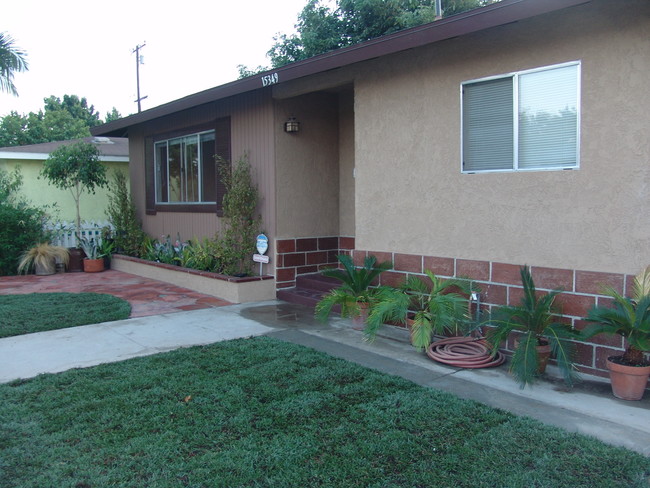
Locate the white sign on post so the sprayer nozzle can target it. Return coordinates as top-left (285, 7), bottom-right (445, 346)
top-left (256, 234), bottom-right (268, 255)
top-left (254, 234), bottom-right (269, 274)
top-left (253, 254), bottom-right (270, 263)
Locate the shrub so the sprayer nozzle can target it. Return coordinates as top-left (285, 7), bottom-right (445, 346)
top-left (217, 154), bottom-right (261, 276)
top-left (134, 155), bottom-right (262, 277)
top-left (0, 168), bottom-right (51, 276)
top-left (106, 170), bottom-right (145, 256)
top-left (141, 234), bottom-right (187, 266)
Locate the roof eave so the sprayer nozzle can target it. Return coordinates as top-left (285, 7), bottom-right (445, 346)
top-left (92, 0), bottom-right (592, 138)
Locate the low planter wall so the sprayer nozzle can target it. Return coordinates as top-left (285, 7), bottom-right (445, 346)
top-left (111, 255), bottom-right (276, 304)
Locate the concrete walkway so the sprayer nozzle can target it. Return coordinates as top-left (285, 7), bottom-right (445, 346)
top-left (1, 300), bottom-right (648, 456)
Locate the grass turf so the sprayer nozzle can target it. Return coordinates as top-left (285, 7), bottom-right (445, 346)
top-left (0, 292), bottom-right (131, 338)
top-left (1, 337), bottom-right (648, 488)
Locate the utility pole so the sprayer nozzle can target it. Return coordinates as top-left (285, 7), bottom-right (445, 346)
top-left (132, 43), bottom-right (148, 113)
top-left (435, 0), bottom-right (443, 19)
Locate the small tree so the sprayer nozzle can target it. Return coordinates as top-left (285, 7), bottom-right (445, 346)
top-left (218, 155), bottom-right (261, 276)
top-left (106, 170), bottom-right (145, 256)
top-left (41, 142), bottom-right (108, 240)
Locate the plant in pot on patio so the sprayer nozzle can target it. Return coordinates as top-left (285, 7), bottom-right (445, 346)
top-left (17, 243), bottom-right (69, 276)
top-left (581, 266), bottom-right (650, 400)
top-left (486, 265), bottom-right (579, 389)
top-left (364, 270), bottom-right (476, 350)
top-left (79, 237), bottom-right (105, 273)
top-left (315, 254), bottom-right (392, 329)
top-left (40, 142), bottom-right (108, 271)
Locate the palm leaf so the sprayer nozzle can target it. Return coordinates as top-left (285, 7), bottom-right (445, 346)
top-left (509, 332), bottom-right (539, 388)
top-left (487, 265), bottom-right (576, 387)
top-left (316, 254), bottom-right (391, 323)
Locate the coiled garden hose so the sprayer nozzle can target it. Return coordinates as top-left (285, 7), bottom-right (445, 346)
top-left (426, 336), bottom-right (505, 368)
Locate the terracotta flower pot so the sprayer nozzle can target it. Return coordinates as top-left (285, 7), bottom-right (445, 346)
top-left (351, 302), bottom-right (370, 330)
top-left (606, 357), bottom-right (650, 401)
top-left (514, 339), bottom-right (552, 374)
top-left (406, 315), bottom-right (416, 345)
top-left (536, 341), bottom-right (552, 374)
top-left (83, 258), bottom-right (105, 273)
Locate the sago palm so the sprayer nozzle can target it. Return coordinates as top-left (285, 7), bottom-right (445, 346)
top-left (365, 271), bottom-right (474, 350)
top-left (583, 267), bottom-right (650, 366)
top-left (487, 265), bottom-right (578, 388)
top-left (315, 254), bottom-right (391, 322)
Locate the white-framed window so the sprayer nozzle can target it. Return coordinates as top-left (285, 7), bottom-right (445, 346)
top-left (461, 61), bottom-right (580, 173)
top-left (154, 130), bottom-right (216, 204)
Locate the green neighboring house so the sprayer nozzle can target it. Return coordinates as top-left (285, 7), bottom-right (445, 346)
top-left (0, 137), bottom-right (129, 223)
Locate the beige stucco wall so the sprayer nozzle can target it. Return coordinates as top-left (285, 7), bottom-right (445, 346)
top-left (352, 0), bottom-right (650, 275)
top-left (129, 91), bottom-right (276, 248)
top-left (274, 92), bottom-right (341, 238)
top-left (338, 90), bottom-right (356, 237)
top-left (0, 158), bottom-right (128, 223)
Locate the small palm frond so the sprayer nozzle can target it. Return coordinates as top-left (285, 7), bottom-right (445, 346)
top-left (509, 332), bottom-right (539, 388)
top-left (633, 266), bottom-right (650, 302)
top-left (321, 254), bottom-right (391, 296)
top-left (364, 287), bottom-right (410, 340)
top-left (485, 319), bottom-right (517, 357)
top-left (545, 324), bottom-right (580, 387)
top-left (410, 310), bottom-right (433, 351)
top-left (315, 288), bottom-right (356, 322)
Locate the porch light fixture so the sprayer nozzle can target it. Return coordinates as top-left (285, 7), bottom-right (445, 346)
top-left (284, 116), bottom-right (300, 133)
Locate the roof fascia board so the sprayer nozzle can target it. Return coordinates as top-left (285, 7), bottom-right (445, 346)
top-left (92, 0), bottom-right (592, 137)
top-left (0, 152), bottom-right (129, 162)
top-left (0, 152), bottom-right (49, 160)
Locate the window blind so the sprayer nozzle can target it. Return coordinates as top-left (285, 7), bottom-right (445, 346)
top-left (518, 64), bottom-right (578, 169)
top-left (463, 77), bottom-right (514, 171)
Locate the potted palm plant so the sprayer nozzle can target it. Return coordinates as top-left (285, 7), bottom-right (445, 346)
top-left (17, 243), bottom-right (69, 275)
top-left (581, 267), bottom-right (650, 400)
top-left (315, 254), bottom-right (392, 329)
top-left (487, 265), bottom-right (578, 388)
top-left (365, 270), bottom-right (475, 350)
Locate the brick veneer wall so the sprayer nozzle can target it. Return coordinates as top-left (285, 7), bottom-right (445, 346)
top-left (350, 249), bottom-right (639, 379)
top-left (275, 239), bottom-right (641, 379)
top-left (275, 236), bottom-right (355, 289)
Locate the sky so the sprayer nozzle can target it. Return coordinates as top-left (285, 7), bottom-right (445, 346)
top-left (1, 0), bottom-right (310, 120)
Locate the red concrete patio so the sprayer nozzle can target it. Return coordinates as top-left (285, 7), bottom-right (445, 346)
top-left (0, 270), bottom-right (231, 318)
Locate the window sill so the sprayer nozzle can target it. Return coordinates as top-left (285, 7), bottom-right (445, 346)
top-left (146, 203), bottom-right (221, 215)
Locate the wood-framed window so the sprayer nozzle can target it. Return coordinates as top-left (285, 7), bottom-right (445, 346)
top-left (145, 117), bottom-right (230, 215)
top-left (461, 61), bottom-right (580, 173)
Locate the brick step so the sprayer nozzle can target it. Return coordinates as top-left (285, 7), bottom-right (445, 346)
top-left (277, 287), bottom-right (325, 309)
top-left (277, 273), bottom-right (341, 310)
top-left (295, 273), bottom-right (341, 293)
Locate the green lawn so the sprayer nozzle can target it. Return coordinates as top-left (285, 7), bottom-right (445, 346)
top-left (1, 337), bottom-right (647, 488)
top-left (0, 292), bottom-right (131, 338)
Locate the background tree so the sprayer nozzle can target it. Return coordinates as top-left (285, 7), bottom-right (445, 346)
top-left (266, 0), bottom-right (498, 68)
top-left (0, 32), bottom-right (28, 96)
top-left (0, 95), bottom-right (121, 147)
top-left (40, 142), bottom-right (108, 238)
top-left (0, 168), bottom-right (51, 275)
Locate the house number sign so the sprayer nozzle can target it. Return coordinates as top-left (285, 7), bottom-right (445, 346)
top-left (253, 234), bottom-right (270, 271)
top-left (261, 73), bottom-right (279, 87)
top-left (256, 234), bottom-right (269, 255)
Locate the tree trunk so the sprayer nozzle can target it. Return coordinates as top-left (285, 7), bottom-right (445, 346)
top-left (622, 345), bottom-right (645, 366)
